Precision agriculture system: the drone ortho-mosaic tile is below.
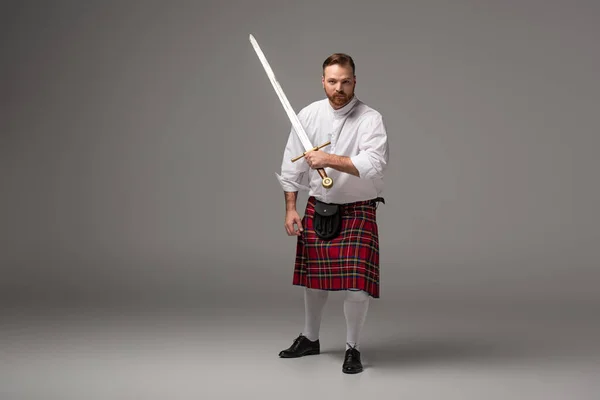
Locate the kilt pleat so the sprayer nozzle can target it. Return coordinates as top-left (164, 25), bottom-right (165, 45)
top-left (293, 196), bottom-right (381, 298)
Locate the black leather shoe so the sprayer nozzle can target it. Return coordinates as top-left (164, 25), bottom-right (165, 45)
top-left (279, 334), bottom-right (320, 358)
top-left (342, 346), bottom-right (363, 374)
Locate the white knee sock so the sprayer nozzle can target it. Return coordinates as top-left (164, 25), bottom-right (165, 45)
top-left (344, 290), bottom-right (370, 350)
top-left (303, 288), bottom-right (329, 341)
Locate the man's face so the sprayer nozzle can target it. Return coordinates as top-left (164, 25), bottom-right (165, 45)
top-left (322, 64), bottom-right (356, 109)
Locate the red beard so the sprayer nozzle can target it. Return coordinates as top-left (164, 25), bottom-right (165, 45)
top-left (328, 92), bottom-right (351, 107)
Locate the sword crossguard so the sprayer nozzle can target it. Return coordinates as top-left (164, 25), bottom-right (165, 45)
top-left (291, 141), bottom-right (331, 162)
top-left (291, 140), bottom-right (334, 189)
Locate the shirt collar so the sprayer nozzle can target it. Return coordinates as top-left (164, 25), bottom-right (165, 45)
top-left (329, 95), bottom-right (358, 118)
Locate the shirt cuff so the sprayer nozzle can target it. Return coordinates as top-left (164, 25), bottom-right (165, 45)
top-left (275, 173), bottom-right (310, 192)
top-left (350, 152), bottom-right (375, 179)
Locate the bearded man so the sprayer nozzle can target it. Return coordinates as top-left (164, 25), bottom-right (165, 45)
top-left (276, 53), bottom-right (389, 374)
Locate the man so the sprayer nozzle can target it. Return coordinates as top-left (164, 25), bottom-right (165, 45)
top-left (275, 53), bottom-right (389, 374)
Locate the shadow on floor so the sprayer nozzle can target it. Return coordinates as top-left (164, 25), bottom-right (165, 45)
top-left (321, 334), bottom-right (558, 370)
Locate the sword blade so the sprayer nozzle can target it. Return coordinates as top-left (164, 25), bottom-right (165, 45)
top-left (249, 34), bottom-right (314, 151)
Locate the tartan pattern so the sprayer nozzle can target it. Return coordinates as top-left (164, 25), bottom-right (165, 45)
top-left (293, 196), bottom-right (381, 298)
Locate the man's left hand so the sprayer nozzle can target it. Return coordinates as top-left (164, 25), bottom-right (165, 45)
top-left (304, 150), bottom-right (330, 169)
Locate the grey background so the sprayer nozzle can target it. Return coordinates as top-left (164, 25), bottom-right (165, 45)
top-left (1, 0), bottom-right (599, 398)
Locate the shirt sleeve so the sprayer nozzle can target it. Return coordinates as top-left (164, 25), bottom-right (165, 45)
top-left (350, 113), bottom-right (389, 179)
top-left (276, 112), bottom-right (311, 192)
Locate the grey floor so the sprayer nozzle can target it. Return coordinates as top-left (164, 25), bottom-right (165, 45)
top-left (1, 292), bottom-right (599, 400)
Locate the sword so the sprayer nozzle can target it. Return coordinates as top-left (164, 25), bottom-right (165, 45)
top-left (249, 34), bottom-right (333, 189)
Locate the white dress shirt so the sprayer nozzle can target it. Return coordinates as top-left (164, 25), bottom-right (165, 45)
top-left (276, 95), bottom-right (389, 205)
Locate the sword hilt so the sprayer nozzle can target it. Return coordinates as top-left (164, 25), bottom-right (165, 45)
top-left (291, 141), bottom-right (334, 189)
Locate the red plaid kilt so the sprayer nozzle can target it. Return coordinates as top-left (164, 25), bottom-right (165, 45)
top-left (293, 196), bottom-right (381, 298)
